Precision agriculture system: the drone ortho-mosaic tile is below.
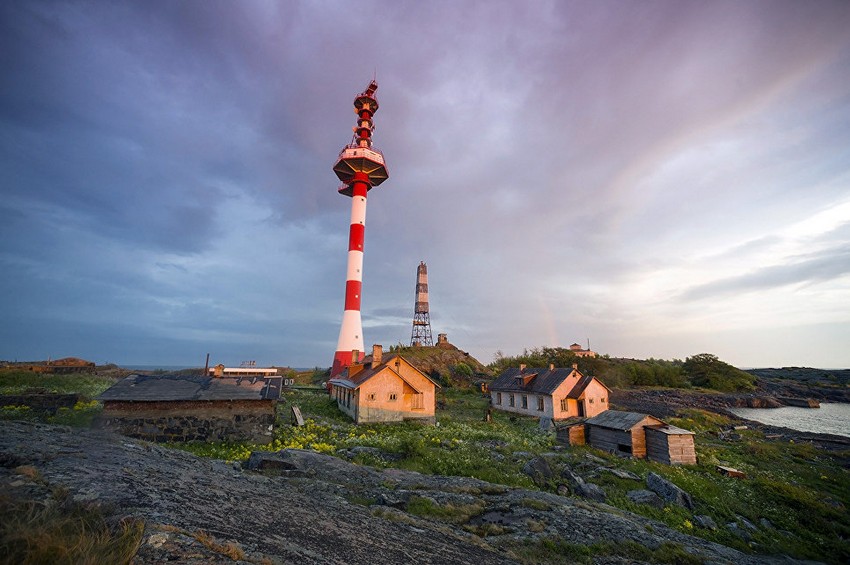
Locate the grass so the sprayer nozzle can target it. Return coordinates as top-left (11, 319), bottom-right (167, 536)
top-left (0, 369), bottom-right (113, 427)
top-left (511, 538), bottom-right (703, 565)
top-left (0, 489), bottom-right (144, 565)
top-left (0, 369), bottom-right (117, 397)
top-left (405, 495), bottom-right (485, 523)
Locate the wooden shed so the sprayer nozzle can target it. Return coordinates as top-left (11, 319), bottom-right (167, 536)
top-left (645, 424), bottom-right (697, 465)
top-left (585, 410), bottom-right (663, 458)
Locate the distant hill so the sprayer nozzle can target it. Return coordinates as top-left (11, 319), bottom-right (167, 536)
top-left (745, 367), bottom-right (850, 386)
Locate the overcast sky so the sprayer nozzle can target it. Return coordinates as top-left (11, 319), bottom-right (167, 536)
top-left (2, 0), bottom-right (849, 369)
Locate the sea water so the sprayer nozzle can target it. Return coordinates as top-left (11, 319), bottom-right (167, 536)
top-left (728, 403), bottom-right (850, 438)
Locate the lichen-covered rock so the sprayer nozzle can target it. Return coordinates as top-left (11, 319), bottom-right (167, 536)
top-left (521, 456), bottom-right (553, 487)
top-left (627, 489), bottom-right (664, 509)
top-left (647, 472), bottom-right (694, 510)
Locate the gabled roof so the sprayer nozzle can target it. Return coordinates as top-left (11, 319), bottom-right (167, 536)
top-left (490, 367), bottom-right (575, 394)
top-left (98, 374), bottom-right (281, 402)
top-left (328, 354), bottom-right (441, 391)
top-left (490, 367), bottom-right (610, 397)
top-left (584, 410), bottom-right (662, 431)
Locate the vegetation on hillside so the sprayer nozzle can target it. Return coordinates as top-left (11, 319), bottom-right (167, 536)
top-left (488, 347), bottom-right (755, 392)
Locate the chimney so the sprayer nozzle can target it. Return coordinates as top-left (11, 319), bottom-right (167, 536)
top-left (372, 344), bottom-right (383, 367)
top-left (572, 363), bottom-right (578, 370)
top-left (351, 350), bottom-right (359, 366)
top-left (519, 363), bottom-right (526, 373)
top-left (549, 363), bottom-right (555, 371)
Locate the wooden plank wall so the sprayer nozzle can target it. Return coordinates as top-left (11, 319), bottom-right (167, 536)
top-left (555, 424), bottom-right (586, 446)
top-left (587, 426), bottom-right (633, 455)
top-left (645, 428), bottom-right (697, 465)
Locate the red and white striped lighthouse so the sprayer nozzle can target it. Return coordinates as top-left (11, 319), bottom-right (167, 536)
top-left (329, 80), bottom-right (389, 378)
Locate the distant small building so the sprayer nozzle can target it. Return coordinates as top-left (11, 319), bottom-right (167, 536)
top-left (569, 343), bottom-right (597, 358)
top-left (489, 364), bottom-right (610, 420)
top-left (98, 374), bottom-right (281, 444)
top-left (328, 345), bottom-right (440, 424)
top-left (584, 410), bottom-right (696, 465)
top-left (209, 364), bottom-right (279, 377)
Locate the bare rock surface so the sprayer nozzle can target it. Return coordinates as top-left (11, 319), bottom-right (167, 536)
top-left (0, 420), bottom-right (802, 564)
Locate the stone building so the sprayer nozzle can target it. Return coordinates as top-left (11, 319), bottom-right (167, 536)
top-left (97, 374), bottom-right (281, 443)
top-left (328, 345), bottom-right (440, 424)
top-left (489, 364), bottom-right (609, 420)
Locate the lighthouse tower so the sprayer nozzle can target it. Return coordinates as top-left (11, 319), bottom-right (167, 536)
top-left (330, 80), bottom-right (389, 378)
top-left (410, 261), bottom-right (434, 346)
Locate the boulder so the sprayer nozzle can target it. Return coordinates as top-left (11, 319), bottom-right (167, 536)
top-left (522, 456), bottom-right (553, 487)
top-left (244, 451), bottom-right (299, 471)
top-left (694, 515), bottom-right (718, 530)
top-left (626, 489), bottom-right (664, 509)
top-left (561, 468), bottom-right (606, 502)
top-left (575, 482), bottom-right (606, 503)
top-left (646, 472), bottom-right (693, 510)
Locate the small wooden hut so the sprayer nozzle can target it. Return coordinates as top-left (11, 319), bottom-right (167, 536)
top-left (584, 410), bottom-right (696, 465)
top-left (645, 424), bottom-right (697, 465)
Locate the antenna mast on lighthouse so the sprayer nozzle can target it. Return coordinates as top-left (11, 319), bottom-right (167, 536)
top-left (410, 261), bottom-right (434, 346)
top-left (329, 80), bottom-right (389, 378)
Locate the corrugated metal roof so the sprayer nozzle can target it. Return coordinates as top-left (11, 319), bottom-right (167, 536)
top-left (584, 410), bottom-right (662, 431)
top-left (98, 374), bottom-right (281, 402)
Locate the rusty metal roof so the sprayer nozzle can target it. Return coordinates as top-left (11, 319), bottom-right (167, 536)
top-left (98, 374), bottom-right (281, 402)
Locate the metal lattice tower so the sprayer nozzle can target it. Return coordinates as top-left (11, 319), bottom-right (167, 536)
top-left (410, 261), bottom-right (434, 346)
top-left (329, 80), bottom-right (389, 378)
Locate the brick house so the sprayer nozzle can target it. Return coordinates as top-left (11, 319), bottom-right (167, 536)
top-left (328, 345), bottom-right (440, 424)
top-left (489, 364), bottom-right (609, 420)
top-left (98, 374), bottom-right (281, 443)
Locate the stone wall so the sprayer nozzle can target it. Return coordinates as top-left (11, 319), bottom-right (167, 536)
top-left (98, 399), bottom-right (276, 443)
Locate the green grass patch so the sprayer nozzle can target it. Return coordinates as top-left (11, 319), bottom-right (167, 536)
top-left (0, 369), bottom-right (117, 397)
top-left (405, 495), bottom-right (485, 523)
top-left (512, 537), bottom-right (703, 565)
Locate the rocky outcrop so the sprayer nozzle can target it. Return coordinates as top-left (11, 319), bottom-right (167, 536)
top-left (0, 421), bottom-right (792, 564)
top-left (646, 472), bottom-right (694, 510)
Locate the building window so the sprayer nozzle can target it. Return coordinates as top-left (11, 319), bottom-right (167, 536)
top-left (601, 398), bottom-right (606, 403)
top-left (368, 393), bottom-right (376, 401)
top-left (589, 398), bottom-right (594, 404)
top-left (560, 399), bottom-right (567, 412)
top-left (509, 394), bottom-right (515, 407)
top-left (537, 397), bottom-right (544, 411)
top-left (496, 392), bottom-right (502, 405)
top-left (389, 393), bottom-right (397, 401)
top-left (521, 395), bottom-right (528, 409)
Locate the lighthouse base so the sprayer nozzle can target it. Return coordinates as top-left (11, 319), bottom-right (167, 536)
top-left (331, 349), bottom-right (365, 379)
